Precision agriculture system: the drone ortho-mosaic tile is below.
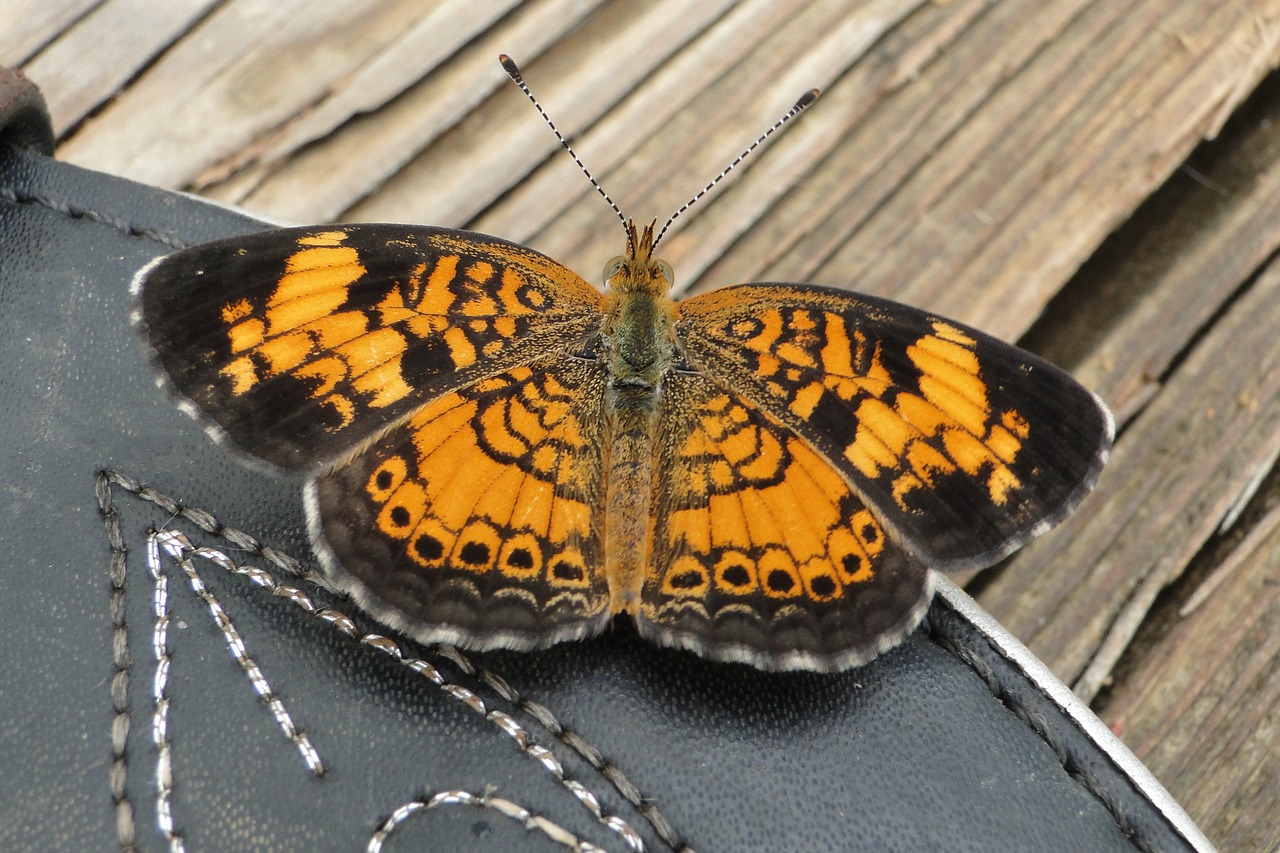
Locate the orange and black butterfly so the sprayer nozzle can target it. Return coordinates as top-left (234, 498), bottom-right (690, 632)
top-left (132, 60), bottom-right (1112, 672)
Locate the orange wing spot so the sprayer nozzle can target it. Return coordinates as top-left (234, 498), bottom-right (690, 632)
top-left (297, 230), bottom-right (349, 247)
top-left (221, 355), bottom-right (258, 395)
top-left (755, 352), bottom-right (782, 378)
top-left (548, 551), bottom-right (590, 590)
top-left (442, 326), bottom-right (477, 368)
top-left (320, 389), bottom-right (355, 427)
top-left (407, 519), bottom-right (454, 568)
top-left (266, 280), bottom-right (351, 336)
top-left (737, 430), bottom-right (785, 482)
top-left (714, 551), bottom-right (758, 594)
top-left (409, 395), bottom-right (473, 455)
top-left (909, 333), bottom-right (990, 436)
top-left (497, 533), bottom-right (543, 579)
top-left (893, 392), bottom-right (948, 436)
top-left (941, 428), bottom-right (997, 476)
top-left (221, 298), bottom-right (254, 324)
top-left (799, 559), bottom-right (843, 602)
top-left (986, 464), bottom-right (1021, 505)
top-left (753, 311), bottom-right (785, 351)
top-left (1002, 409), bottom-right (1031, 437)
top-left (530, 444), bottom-right (557, 475)
top-left (465, 260), bottom-right (495, 284)
top-left (904, 439), bottom-right (956, 484)
top-left (776, 341), bottom-right (817, 368)
top-left (419, 255), bottom-right (460, 314)
top-left (294, 356), bottom-right (346, 397)
top-left (548, 497), bottom-right (593, 550)
top-left (351, 355), bottom-right (413, 408)
top-left (986, 423), bottom-right (1023, 463)
top-left (452, 520), bottom-right (502, 572)
top-left (789, 382), bottom-right (824, 419)
top-left (708, 459), bottom-right (736, 490)
top-left (366, 457), bottom-right (409, 502)
top-left (404, 313), bottom-right (450, 340)
top-left (818, 314), bottom-right (855, 377)
top-left (932, 321), bottom-right (977, 346)
top-left (717, 422), bottom-right (762, 465)
top-left (507, 474), bottom-right (554, 535)
top-left (377, 480), bottom-right (428, 539)
top-left (668, 508), bottom-right (712, 554)
top-left (307, 310), bottom-right (371, 351)
top-left (336, 327), bottom-right (407, 377)
top-left (790, 310), bottom-right (817, 331)
top-left (846, 397), bottom-right (916, 477)
top-left (227, 316), bottom-right (265, 354)
top-left (706, 492), bottom-right (751, 551)
top-left (758, 550), bottom-right (802, 599)
top-left (662, 556), bottom-right (710, 597)
top-left (257, 330), bottom-right (315, 377)
top-left (420, 437), bottom-right (498, 531)
top-left (918, 374), bottom-right (989, 438)
top-left (892, 472), bottom-right (924, 506)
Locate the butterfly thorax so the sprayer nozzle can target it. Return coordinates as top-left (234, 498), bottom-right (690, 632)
top-left (599, 221), bottom-right (679, 612)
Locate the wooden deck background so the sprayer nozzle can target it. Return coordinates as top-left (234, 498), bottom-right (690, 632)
top-left (5, 1), bottom-right (1280, 848)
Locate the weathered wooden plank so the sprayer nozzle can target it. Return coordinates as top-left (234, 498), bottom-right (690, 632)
top-left (55, 0), bottom-right (468, 185)
top-left (1099, 488), bottom-right (1280, 852)
top-left (979, 71), bottom-right (1280, 698)
top-left (219, 0), bottom-right (610, 222)
top-left (520, 0), bottom-right (929, 285)
top-left (0, 0), bottom-right (97, 67)
top-left (192, 0), bottom-right (527, 189)
top-left (341, 0), bottom-right (749, 230)
top-left (469, 0), bottom-right (927, 261)
top-left (20, 0), bottom-right (220, 136)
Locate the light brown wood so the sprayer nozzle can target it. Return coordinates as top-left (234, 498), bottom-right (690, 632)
top-left (10, 0), bottom-right (1280, 846)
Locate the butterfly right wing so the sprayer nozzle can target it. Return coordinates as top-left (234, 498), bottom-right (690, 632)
top-left (132, 225), bottom-right (604, 472)
top-left (677, 284), bottom-right (1113, 572)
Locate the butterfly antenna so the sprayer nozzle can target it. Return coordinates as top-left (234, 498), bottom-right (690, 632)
top-left (500, 54), bottom-right (627, 229)
top-left (652, 88), bottom-right (819, 250)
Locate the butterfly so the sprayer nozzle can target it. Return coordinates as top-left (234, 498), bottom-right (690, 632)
top-left (131, 59), bottom-right (1112, 673)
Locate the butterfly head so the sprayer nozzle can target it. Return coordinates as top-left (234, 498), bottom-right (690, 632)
top-left (603, 220), bottom-right (674, 297)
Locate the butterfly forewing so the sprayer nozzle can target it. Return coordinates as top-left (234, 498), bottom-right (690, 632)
top-left (133, 225), bottom-right (603, 472)
top-left (677, 284), bottom-right (1114, 572)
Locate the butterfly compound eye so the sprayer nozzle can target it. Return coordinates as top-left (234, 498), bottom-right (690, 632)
top-left (603, 255), bottom-right (625, 283)
top-left (657, 259), bottom-right (675, 287)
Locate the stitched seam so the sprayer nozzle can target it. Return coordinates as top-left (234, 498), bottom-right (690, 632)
top-left (99, 470), bottom-right (685, 852)
top-left (96, 471), bottom-right (137, 853)
top-left (929, 620), bottom-right (1153, 852)
top-left (0, 182), bottom-right (188, 249)
top-left (371, 789), bottom-right (611, 853)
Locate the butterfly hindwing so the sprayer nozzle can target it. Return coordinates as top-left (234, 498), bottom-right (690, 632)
top-left (132, 225), bottom-right (603, 472)
top-left (307, 355), bottom-right (612, 650)
top-left (677, 284), bottom-right (1114, 571)
top-left (641, 371), bottom-right (932, 671)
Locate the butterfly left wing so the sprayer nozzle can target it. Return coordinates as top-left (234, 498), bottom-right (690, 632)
top-left (307, 355), bottom-right (612, 650)
top-left (677, 284), bottom-right (1113, 572)
top-left (132, 225), bottom-right (603, 472)
top-left (639, 371), bottom-right (932, 671)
